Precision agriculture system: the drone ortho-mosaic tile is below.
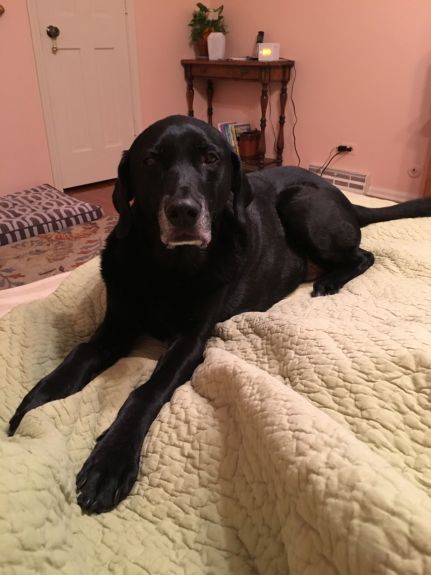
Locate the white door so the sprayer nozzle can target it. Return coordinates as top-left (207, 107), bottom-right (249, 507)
top-left (30, 0), bottom-right (137, 188)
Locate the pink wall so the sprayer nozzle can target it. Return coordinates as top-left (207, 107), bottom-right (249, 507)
top-left (216, 0), bottom-right (431, 198)
top-left (133, 1), bottom-right (205, 127)
top-left (0, 1), bottom-right (53, 196)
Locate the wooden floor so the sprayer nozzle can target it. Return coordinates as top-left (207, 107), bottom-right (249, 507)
top-left (66, 180), bottom-right (117, 217)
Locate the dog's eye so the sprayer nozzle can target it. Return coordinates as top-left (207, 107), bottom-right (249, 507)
top-left (143, 156), bottom-right (158, 167)
top-left (203, 151), bottom-right (219, 165)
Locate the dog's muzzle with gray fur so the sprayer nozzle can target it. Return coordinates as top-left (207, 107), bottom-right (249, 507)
top-left (158, 197), bottom-right (211, 249)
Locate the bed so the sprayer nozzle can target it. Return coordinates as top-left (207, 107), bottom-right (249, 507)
top-left (1, 192), bottom-right (431, 574)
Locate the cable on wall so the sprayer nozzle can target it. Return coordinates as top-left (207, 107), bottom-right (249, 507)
top-left (319, 149), bottom-right (349, 176)
top-left (290, 63), bottom-right (301, 166)
top-left (268, 62), bottom-right (300, 166)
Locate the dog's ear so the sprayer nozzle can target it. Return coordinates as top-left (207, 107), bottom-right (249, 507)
top-left (112, 150), bottom-right (133, 239)
top-left (231, 151), bottom-right (253, 225)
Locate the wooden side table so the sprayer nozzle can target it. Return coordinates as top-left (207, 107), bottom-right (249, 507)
top-left (181, 58), bottom-right (295, 170)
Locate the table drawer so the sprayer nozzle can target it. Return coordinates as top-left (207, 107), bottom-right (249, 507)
top-left (191, 64), bottom-right (261, 81)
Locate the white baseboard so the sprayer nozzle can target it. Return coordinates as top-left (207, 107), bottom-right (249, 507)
top-left (367, 186), bottom-right (411, 203)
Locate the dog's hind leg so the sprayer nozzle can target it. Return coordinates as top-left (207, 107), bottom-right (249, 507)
top-left (303, 218), bottom-right (375, 296)
top-left (311, 248), bottom-right (374, 296)
top-left (276, 184), bottom-right (375, 296)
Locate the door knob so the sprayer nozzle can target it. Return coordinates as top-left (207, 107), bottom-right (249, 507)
top-left (46, 25), bottom-right (60, 39)
top-left (46, 25), bottom-right (60, 54)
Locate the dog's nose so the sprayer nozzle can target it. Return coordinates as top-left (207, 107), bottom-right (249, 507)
top-left (165, 198), bottom-right (200, 228)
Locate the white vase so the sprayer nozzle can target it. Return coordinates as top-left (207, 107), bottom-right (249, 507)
top-left (207, 32), bottom-right (226, 60)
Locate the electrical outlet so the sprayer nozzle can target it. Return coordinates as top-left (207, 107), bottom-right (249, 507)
top-left (338, 142), bottom-right (357, 154)
top-left (408, 166), bottom-right (422, 178)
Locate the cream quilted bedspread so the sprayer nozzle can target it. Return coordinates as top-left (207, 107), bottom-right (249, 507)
top-left (1, 193), bottom-right (431, 574)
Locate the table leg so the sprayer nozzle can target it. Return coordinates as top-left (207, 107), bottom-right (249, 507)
top-left (276, 80), bottom-right (288, 165)
top-left (258, 74), bottom-right (269, 169)
top-left (206, 80), bottom-right (214, 126)
top-left (185, 68), bottom-right (194, 117)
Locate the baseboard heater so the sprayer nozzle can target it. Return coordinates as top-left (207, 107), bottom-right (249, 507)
top-left (309, 164), bottom-right (370, 195)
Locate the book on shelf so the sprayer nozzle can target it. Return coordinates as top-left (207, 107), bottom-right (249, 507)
top-left (217, 121), bottom-right (251, 155)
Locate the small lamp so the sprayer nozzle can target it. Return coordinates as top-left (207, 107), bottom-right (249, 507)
top-left (257, 43), bottom-right (280, 62)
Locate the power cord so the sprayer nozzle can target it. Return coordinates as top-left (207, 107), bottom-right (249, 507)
top-left (290, 63), bottom-right (300, 166)
top-left (319, 149), bottom-right (348, 176)
top-left (267, 84), bottom-right (278, 158)
top-left (319, 143), bottom-right (353, 175)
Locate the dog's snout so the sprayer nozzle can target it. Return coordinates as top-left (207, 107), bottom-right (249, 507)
top-left (165, 198), bottom-right (200, 228)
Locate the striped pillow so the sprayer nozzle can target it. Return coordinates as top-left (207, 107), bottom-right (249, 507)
top-left (0, 184), bottom-right (104, 246)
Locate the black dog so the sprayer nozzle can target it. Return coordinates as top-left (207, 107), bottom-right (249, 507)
top-left (9, 115), bottom-right (431, 513)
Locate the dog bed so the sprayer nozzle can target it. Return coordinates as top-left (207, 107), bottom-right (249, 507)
top-left (0, 184), bottom-right (104, 246)
top-left (1, 193), bottom-right (431, 574)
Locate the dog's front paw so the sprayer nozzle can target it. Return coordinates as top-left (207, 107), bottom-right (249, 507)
top-left (76, 430), bottom-right (141, 514)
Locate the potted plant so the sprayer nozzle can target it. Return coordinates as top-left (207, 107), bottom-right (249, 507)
top-left (189, 3), bottom-right (227, 58)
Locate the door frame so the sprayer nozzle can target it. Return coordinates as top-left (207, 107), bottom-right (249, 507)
top-left (27, 0), bottom-right (142, 190)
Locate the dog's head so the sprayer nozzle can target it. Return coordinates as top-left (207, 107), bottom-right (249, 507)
top-left (113, 115), bottom-right (253, 247)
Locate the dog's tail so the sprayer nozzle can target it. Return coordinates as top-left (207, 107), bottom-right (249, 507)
top-left (353, 197), bottom-right (431, 228)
